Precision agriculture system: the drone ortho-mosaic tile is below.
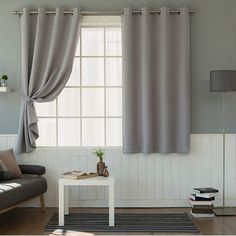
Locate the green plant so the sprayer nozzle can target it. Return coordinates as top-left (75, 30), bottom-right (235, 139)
top-left (93, 148), bottom-right (105, 161)
top-left (1, 75), bottom-right (8, 81)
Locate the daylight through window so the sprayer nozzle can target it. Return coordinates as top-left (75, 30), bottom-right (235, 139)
top-left (35, 26), bottom-right (122, 147)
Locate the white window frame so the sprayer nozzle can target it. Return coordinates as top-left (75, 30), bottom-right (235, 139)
top-left (36, 16), bottom-right (122, 148)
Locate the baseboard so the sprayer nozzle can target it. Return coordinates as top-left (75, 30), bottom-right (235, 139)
top-left (18, 198), bottom-right (236, 208)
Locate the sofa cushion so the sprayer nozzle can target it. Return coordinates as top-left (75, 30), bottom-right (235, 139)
top-left (0, 176), bottom-right (47, 210)
top-left (0, 160), bottom-right (12, 180)
top-left (0, 149), bottom-right (22, 178)
top-left (19, 165), bottom-right (46, 175)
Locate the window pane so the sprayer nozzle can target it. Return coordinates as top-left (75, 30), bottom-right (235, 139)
top-left (82, 118), bottom-right (104, 146)
top-left (82, 58), bottom-right (104, 86)
top-left (58, 118), bottom-right (80, 146)
top-left (106, 118), bottom-right (122, 146)
top-left (106, 58), bottom-right (122, 86)
top-left (37, 118), bottom-right (56, 146)
top-left (66, 58), bottom-right (80, 86)
top-left (82, 88), bottom-right (104, 116)
top-left (58, 88), bottom-right (80, 117)
top-left (35, 101), bottom-right (56, 117)
top-left (106, 28), bottom-right (121, 56)
top-left (75, 38), bottom-right (80, 56)
top-left (106, 88), bottom-right (122, 116)
top-left (82, 28), bottom-right (104, 56)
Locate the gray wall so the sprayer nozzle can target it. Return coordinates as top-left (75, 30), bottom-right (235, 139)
top-left (0, 0), bottom-right (236, 134)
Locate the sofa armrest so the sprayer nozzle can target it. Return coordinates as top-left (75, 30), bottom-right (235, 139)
top-left (19, 165), bottom-right (46, 175)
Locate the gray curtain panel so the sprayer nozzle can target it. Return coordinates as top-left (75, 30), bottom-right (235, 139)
top-left (122, 7), bottom-right (190, 154)
top-left (16, 7), bottom-right (81, 153)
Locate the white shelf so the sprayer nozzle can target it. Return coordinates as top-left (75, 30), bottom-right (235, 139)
top-left (0, 87), bottom-right (7, 92)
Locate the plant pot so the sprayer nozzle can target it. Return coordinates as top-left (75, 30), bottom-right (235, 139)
top-left (1, 80), bottom-right (7, 87)
top-left (97, 159), bottom-right (105, 176)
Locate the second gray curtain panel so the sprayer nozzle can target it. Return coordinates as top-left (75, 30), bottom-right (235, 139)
top-left (122, 7), bottom-right (190, 154)
top-left (17, 7), bottom-right (81, 153)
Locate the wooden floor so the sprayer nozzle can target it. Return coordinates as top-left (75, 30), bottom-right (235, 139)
top-left (0, 207), bottom-right (236, 235)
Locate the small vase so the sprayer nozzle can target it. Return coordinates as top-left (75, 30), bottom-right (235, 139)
top-left (103, 166), bottom-right (109, 177)
top-left (97, 158), bottom-right (105, 176)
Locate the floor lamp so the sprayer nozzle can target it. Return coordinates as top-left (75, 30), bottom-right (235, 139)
top-left (210, 70), bottom-right (236, 216)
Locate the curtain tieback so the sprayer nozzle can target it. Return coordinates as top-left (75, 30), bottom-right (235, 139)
top-left (23, 96), bottom-right (34, 103)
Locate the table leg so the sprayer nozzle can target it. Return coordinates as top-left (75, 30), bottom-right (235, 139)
top-left (109, 183), bottom-right (115, 226)
top-left (59, 183), bottom-right (65, 226)
top-left (65, 185), bottom-right (69, 215)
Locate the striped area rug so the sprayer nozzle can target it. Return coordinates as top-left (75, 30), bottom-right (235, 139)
top-left (44, 212), bottom-right (199, 233)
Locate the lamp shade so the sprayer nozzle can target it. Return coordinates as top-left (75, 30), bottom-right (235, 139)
top-left (210, 70), bottom-right (236, 92)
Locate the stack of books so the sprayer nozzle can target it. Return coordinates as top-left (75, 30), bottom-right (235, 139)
top-left (190, 187), bottom-right (218, 218)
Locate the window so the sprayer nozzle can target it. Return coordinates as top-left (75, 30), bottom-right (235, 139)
top-left (35, 24), bottom-right (122, 147)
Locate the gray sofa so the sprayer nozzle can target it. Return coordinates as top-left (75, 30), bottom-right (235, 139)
top-left (0, 164), bottom-right (47, 213)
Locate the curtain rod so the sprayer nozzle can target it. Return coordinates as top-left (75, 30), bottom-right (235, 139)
top-left (11, 9), bottom-right (196, 16)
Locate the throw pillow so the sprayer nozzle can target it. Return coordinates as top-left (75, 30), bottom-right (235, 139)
top-left (0, 159), bottom-right (12, 180)
top-left (0, 149), bottom-right (22, 178)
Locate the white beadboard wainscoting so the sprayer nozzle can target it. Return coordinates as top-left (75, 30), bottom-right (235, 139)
top-left (1, 134), bottom-right (236, 208)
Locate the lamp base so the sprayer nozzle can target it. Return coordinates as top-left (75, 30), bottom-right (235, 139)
top-left (214, 207), bottom-right (236, 216)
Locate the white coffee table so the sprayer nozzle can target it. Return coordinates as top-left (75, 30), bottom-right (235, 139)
top-left (58, 176), bottom-right (115, 226)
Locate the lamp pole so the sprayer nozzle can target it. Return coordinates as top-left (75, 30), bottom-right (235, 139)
top-left (222, 91), bottom-right (225, 210)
